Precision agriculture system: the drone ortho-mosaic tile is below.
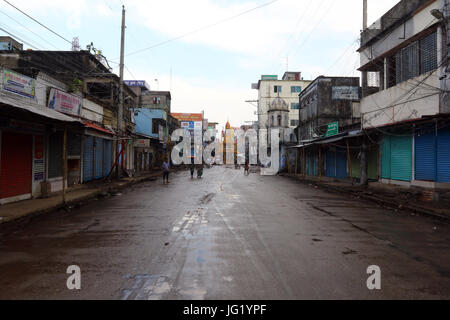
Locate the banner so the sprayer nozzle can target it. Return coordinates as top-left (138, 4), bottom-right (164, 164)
top-left (48, 88), bottom-right (82, 116)
top-left (2, 68), bottom-right (36, 99)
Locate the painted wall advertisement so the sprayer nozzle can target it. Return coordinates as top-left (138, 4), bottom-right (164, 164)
top-left (2, 68), bottom-right (36, 99)
top-left (34, 136), bottom-right (45, 181)
top-left (332, 86), bottom-right (359, 100)
top-left (48, 88), bottom-right (82, 116)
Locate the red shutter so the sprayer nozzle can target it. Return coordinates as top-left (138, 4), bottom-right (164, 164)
top-left (0, 132), bottom-right (32, 199)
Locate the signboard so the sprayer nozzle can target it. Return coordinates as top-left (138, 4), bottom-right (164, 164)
top-left (171, 113), bottom-right (203, 122)
top-left (0, 42), bottom-right (11, 50)
top-left (261, 75), bottom-right (278, 81)
top-left (332, 86), bottom-right (359, 100)
top-left (48, 88), bottom-right (82, 116)
top-left (325, 122), bottom-right (339, 137)
top-left (34, 136), bottom-right (45, 181)
top-left (134, 139), bottom-right (151, 148)
top-left (2, 68), bottom-right (36, 99)
top-left (124, 80), bottom-right (150, 90)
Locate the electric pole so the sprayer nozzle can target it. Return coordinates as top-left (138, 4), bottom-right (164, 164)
top-left (117, 5), bottom-right (126, 178)
top-left (363, 0), bottom-right (368, 30)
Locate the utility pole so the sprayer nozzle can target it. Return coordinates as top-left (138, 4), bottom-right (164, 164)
top-left (363, 0), bottom-right (368, 30)
top-left (117, 5), bottom-right (126, 178)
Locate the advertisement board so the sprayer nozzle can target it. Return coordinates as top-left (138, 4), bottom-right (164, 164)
top-left (2, 68), bottom-right (36, 99)
top-left (332, 86), bottom-right (359, 100)
top-left (48, 88), bottom-right (82, 116)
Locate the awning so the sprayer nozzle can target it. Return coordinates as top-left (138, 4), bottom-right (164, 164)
top-left (0, 91), bottom-right (81, 123)
top-left (84, 121), bottom-right (114, 135)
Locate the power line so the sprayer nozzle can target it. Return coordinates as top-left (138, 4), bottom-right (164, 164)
top-left (120, 0), bottom-right (281, 58)
top-left (2, 0), bottom-right (72, 44)
top-left (0, 8), bottom-right (60, 50)
top-left (0, 26), bottom-right (38, 49)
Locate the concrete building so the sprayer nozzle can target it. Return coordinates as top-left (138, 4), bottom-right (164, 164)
top-left (298, 76), bottom-right (361, 142)
top-left (252, 72), bottom-right (312, 130)
top-left (359, 0), bottom-right (450, 188)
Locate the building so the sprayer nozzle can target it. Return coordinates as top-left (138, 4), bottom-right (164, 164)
top-left (252, 72), bottom-right (312, 129)
top-left (292, 76), bottom-right (361, 179)
top-left (359, 0), bottom-right (450, 188)
top-left (171, 113), bottom-right (204, 160)
top-left (128, 81), bottom-right (174, 168)
top-left (0, 45), bottom-right (138, 203)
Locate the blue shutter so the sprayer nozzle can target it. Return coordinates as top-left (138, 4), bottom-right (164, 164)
top-left (415, 131), bottom-right (437, 181)
top-left (103, 140), bottom-right (112, 177)
top-left (381, 136), bottom-right (391, 179)
top-left (336, 150), bottom-right (348, 179)
top-left (83, 136), bottom-right (94, 182)
top-left (391, 135), bottom-right (412, 181)
top-left (326, 150), bottom-right (336, 177)
top-left (95, 138), bottom-right (104, 180)
top-left (437, 128), bottom-right (450, 182)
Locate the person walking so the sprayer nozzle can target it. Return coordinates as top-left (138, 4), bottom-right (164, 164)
top-left (190, 160), bottom-right (195, 179)
top-left (162, 159), bottom-right (170, 184)
top-left (244, 161), bottom-right (250, 176)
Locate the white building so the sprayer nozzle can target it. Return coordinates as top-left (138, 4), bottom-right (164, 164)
top-left (252, 72), bottom-right (312, 130)
top-left (359, 0), bottom-right (450, 188)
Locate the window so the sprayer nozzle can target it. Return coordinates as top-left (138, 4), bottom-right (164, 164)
top-left (291, 103), bottom-right (300, 110)
top-left (274, 85), bottom-right (282, 93)
top-left (291, 120), bottom-right (299, 126)
top-left (153, 97), bottom-right (161, 104)
top-left (277, 115), bottom-right (282, 126)
top-left (393, 31), bottom-right (437, 85)
top-left (291, 86), bottom-right (302, 93)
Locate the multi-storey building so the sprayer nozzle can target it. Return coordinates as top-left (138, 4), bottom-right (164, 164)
top-left (252, 72), bottom-right (312, 129)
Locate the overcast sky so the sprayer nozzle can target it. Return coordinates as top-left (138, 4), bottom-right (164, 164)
top-left (0, 0), bottom-right (401, 130)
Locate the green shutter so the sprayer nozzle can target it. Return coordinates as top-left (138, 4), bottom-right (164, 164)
top-left (368, 146), bottom-right (379, 180)
top-left (391, 135), bottom-right (412, 181)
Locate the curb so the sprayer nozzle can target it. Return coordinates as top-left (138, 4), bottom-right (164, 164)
top-left (283, 174), bottom-right (450, 223)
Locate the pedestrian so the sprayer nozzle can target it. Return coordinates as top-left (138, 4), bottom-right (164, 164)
top-left (162, 159), bottom-right (170, 184)
top-left (197, 164), bottom-right (204, 179)
top-left (244, 161), bottom-right (250, 176)
top-left (190, 161), bottom-right (195, 179)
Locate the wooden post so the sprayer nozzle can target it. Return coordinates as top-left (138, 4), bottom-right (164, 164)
top-left (346, 140), bottom-right (353, 185)
top-left (295, 149), bottom-right (299, 175)
top-left (62, 126), bottom-right (67, 204)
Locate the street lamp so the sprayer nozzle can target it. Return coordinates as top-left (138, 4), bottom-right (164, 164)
top-left (431, 9), bottom-right (444, 20)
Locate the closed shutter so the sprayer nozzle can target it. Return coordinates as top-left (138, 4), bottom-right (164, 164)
top-left (437, 128), bottom-right (450, 182)
top-left (95, 138), bottom-right (104, 179)
top-left (391, 135), bottom-right (412, 181)
top-left (48, 132), bottom-right (63, 179)
top-left (0, 132), bottom-right (32, 199)
top-left (103, 140), bottom-right (112, 177)
top-left (336, 150), bottom-right (348, 179)
top-left (381, 136), bottom-right (391, 179)
top-left (326, 150), bottom-right (336, 177)
top-left (415, 131), bottom-right (437, 181)
top-left (368, 146), bottom-right (379, 180)
top-left (83, 136), bottom-right (94, 182)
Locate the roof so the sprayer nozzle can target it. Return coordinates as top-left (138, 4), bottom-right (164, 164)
top-left (83, 121), bottom-right (114, 134)
top-left (0, 91), bottom-right (81, 123)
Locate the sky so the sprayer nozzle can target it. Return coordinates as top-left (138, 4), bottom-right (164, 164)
top-left (0, 0), bottom-right (401, 130)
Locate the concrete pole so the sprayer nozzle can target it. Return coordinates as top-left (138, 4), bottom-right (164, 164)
top-left (62, 126), bottom-right (67, 204)
top-left (363, 0), bottom-right (368, 30)
top-left (360, 137), bottom-right (368, 186)
top-left (117, 5), bottom-right (126, 178)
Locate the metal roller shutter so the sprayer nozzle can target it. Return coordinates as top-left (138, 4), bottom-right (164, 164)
top-left (437, 128), bottom-right (450, 183)
top-left (326, 151), bottom-right (336, 177)
top-left (391, 135), bottom-right (412, 181)
top-left (95, 138), bottom-right (104, 180)
top-left (83, 136), bottom-right (94, 182)
top-left (0, 132), bottom-right (32, 199)
top-left (415, 131), bottom-right (437, 181)
top-left (103, 140), bottom-right (112, 177)
top-left (336, 150), bottom-right (348, 179)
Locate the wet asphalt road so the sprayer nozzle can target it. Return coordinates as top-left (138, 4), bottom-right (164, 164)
top-left (0, 166), bottom-right (449, 300)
